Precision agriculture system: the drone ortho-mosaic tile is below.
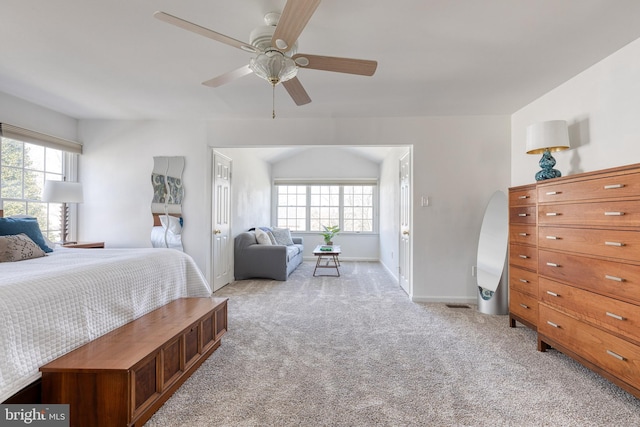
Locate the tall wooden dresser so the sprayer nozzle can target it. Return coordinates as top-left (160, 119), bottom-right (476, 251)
top-left (509, 163), bottom-right (640, 399)
top-left (508, 184), bottom-right (538, 331)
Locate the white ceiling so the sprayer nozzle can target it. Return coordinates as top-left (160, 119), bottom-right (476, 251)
top-left (2, 0), bottom-right (640, 121)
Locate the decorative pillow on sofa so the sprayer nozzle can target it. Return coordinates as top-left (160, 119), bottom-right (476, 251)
top-left (255, 228), bottom-right (273, 245)
top-left (0, 217), bottom-right (53, 253)
top-left (271, 227), bottom-right (294, 246)
top-left (0, 233), bottom-right (46, 262)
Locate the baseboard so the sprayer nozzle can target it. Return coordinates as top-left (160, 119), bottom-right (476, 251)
top-left (411, 296), bottom-right (477, 305)
top-left (302, 257), bottom-right (379, 262)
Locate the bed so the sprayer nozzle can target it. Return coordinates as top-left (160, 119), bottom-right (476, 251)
top-left (0, 215), bottom-right (212, 402)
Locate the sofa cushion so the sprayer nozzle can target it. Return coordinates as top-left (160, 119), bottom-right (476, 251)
top-left (271, 227), bottom-right (294, 245)
top-left (286, 244), bottom-right (302, 261)
top-left (255, 228), bottom-right (273, 245)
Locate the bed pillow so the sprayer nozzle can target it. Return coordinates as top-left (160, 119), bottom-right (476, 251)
top-left (160, 215), bottom-right (183, 234)
top-left (255, 228), bottom-right (273, 245)
top-left (0, 217), bottom-right (53, 253)
top-left (271, 227), bottom-right (294, 246)
top-left (0, 233), bottom-right (46, 262)
top-left (9, 215), bottom-right (57, 249)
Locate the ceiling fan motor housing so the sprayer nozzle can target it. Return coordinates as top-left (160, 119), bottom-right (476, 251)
top-left (249, 13), bottom-right (298, 56)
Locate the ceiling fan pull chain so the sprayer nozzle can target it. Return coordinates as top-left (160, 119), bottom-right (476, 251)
top-left (272, 84), bottom-right (276, 119)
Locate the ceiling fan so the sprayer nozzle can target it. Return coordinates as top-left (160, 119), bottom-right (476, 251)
top-left (153, 0), bottom-right (377, 116)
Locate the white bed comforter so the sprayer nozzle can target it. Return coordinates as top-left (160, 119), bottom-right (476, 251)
top-left (0, 247), bottom-right (212, 402)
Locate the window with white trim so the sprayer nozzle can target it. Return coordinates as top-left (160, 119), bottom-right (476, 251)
top-left (275, 181), bottom-right (377, 233)
top-left (0, 124), bottom-right (82, 242)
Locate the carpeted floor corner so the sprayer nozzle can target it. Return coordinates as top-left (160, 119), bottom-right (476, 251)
top-left (146, 261), bottom-right (640, 426)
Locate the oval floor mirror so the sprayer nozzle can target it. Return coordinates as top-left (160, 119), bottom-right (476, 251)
top-left (476, 190), bottom-right (509, 315)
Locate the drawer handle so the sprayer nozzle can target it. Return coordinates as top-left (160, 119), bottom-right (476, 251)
top-left (518, 233), bottom-right (529, 236)
top-left (605, 275), bottom-right (624, 282)
top-left (518, 213), bottom-right (529, 217)
top-left (546, 262), bottom-right (559, 267)
top-left (546, 212), bottom-right (559, 216)
top-left (606, 350), bottom-right (626, 361)
top-left (604, 184), bottom-right (624, 189)
top-left (519, 255), bottom-right (529, 259)
top-left (606, 312), bottom-right (625, 321)
top-left (546, 191), bottom-right (559, 195)
top-left (546, 291), bottom-right (559, 297)
top-left (546, 321), bottom-right (559, 328)
top-left (518, 195), bottom-right (529, 199)
top-left (604, 211), bottom-right (624, 216)
top-left (519, 303), bottom-right (529, 309)
top-left (546, 236), bottom-right (559, 240)
top-left (519, 279), bottom-right (529, 283)
top-left (605, 241), bottom-right (625, 247)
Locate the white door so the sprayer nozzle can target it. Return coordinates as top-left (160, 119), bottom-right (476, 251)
top-left (399, 152), bottom-right (411, 295)
top-left (212, 152), bottom-right (232, 291)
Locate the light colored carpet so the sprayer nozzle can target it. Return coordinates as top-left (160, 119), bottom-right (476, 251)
top-left (146, 261), bottom-right (640, 426)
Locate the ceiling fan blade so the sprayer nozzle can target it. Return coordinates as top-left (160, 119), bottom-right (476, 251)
top-left (202, 65), bottom-right (254, 88)
top-left (154, 11), bottom-right (258, 53)
top-left (271, 0), bottom-right (321, 51)
top-left (283, 77), bottom-right (312, 106)
top-left (293, 54), bottom-right (377, 76)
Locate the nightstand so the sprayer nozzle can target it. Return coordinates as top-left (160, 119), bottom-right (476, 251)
top-left (62, 241), bottom-right (105, 249)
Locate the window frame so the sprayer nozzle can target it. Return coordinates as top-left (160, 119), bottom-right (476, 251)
top-left (273, 179), bottom-right (379, 234)
top-left (1, 134), bottom-right (80, 242)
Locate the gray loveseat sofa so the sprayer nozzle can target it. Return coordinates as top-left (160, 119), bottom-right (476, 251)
top-left (234, 231), bottom-right (304, 281)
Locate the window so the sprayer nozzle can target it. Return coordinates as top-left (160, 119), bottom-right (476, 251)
top-left (276, 185), bottom-right (307, 230)
top-left (0, 125), bottom-right (82, 242)
top-left (275, 182), bottom-right (376, 233)
top-left (343, 185), bottom-right (374, 232)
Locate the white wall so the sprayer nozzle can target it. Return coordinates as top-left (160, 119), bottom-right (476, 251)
top-left (77, 120), bottom-right (210, 271)
top-left (512, 37), bottom-right (640, 185)
top-left (214, 147), bottom-right (272, 234)
top-left (0, 91), bottom-right (77, 142)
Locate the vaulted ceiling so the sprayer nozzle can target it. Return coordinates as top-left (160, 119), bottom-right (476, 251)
top-left (2, 0), bottom-right (640, 120)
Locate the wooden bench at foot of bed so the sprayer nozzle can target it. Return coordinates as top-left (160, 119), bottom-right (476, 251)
top-left (40, 297), bottom-right (228, 427)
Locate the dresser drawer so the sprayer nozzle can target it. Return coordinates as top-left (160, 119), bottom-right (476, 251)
top-left (509, 266), bottom-right (538, 298)
top-left (538, 200), bottom-right (640, 228)
top-left (539, 277), bottom-right (640, 344)
top-left (509, 243), bottom-right (538, 271)
top-left (510, 206), bottom-right (536, 224)
top-left (509, 186), bottom-right (537, 206)
top-left (509, 290), bottom-right (538, 326)
top-left (539, 304), bottom-right (640, 390)
top-left (510, 224), bottom-right (537, 246)
top-left (538, 249), bottom-right (640, 305)
top-left (538, 226), bottom-right (640, 262)
top-left (538, 172), bottom-right (640, 204)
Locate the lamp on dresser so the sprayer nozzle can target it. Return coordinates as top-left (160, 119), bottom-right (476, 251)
top-left (525, 120), bottom-right (571, 181)
top-left (42, 179), bottom-right (83, 244)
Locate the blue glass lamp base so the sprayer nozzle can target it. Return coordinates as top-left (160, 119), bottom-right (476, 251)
top-left (534, 149), bottom-right (562, 181)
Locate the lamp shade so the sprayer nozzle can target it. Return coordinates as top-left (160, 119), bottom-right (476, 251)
top-left (42, 180), bottom-right (84, 203)
top-left (525, 120), bottom-right (571, 154)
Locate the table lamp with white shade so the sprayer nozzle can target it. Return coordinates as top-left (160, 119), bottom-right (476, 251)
top-left (42, 180), bottom-right (83, 244)
top-left (525, 120), bottom-right (571, 181)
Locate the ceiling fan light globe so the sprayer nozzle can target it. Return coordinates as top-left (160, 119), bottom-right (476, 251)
top-left (249, 50), bottom-right (298, 86)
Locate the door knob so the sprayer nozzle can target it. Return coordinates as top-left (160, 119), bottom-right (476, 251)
top-left (214, 229), bottom-right (221, 234)
top-left (402, 230), bottom-right (410, 235)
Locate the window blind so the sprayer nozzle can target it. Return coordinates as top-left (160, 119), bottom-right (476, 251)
top-left (0, 123), bottom-right (82, 154)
